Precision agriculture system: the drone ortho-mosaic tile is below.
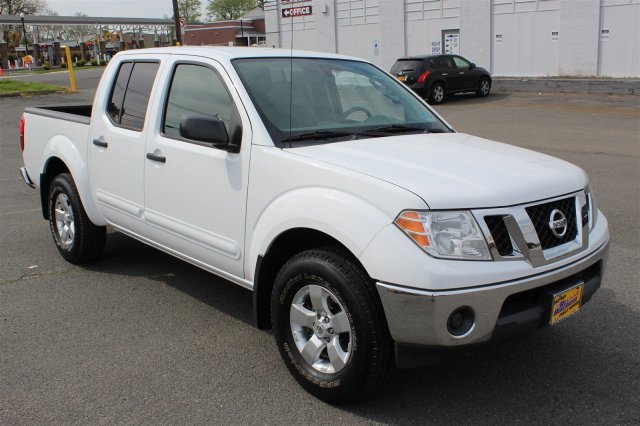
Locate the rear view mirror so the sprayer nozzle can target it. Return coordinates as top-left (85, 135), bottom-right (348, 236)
top-left (180, 115), bottom-right (229, 148)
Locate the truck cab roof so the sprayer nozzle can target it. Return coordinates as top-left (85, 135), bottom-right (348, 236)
top-left (114, 46), bottom-right (364, 62)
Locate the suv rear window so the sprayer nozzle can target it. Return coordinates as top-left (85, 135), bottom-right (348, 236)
top-left (390, 60), bottom-right (424, 76)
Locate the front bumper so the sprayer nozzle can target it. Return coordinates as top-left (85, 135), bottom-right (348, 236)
top-left (376, 239), bottom-right (609, 351)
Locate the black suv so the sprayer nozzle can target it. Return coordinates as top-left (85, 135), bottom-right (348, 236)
top-left (390, 54), bottom-right (492, 104)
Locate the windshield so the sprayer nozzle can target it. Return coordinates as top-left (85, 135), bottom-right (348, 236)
top-left (232, 58), bottom-right (451, 146)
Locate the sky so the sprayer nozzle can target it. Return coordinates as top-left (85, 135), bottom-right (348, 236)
top-left (45, 0), bottom-right (206, 19)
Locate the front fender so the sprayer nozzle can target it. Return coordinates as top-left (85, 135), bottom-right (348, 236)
top-left (41, 136), bottom-right (106, 226)
top-left (246, 187), bottom-right (394, 281)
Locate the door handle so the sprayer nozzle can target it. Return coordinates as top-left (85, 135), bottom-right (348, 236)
top-left (93, 139), bottom-right (108, 148)
top-left (146, 152), bottom-right (166, 163)
top-left (442, 73), bottom-right (448, 76)
top-left (459, 72), bottom-right (465, 75)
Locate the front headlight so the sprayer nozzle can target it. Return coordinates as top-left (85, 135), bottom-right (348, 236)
top-left (395, 211), bottom-right (491, 260)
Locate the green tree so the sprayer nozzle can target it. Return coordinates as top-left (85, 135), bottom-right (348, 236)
top-left (0, 0), bottom-right (47, 15)
top-left (1, 0), bottom-right (47, 44)
top-left (206, 0), bottom-right (256, 21)
top-left (179, 0), bottom-right (202, 23)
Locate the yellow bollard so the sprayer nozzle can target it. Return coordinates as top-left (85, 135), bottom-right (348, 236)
top-left (64, 46), bottom-right (77, 93)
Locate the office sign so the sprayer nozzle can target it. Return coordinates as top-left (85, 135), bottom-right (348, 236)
top-left (282, 6), bottom-right (312, 18)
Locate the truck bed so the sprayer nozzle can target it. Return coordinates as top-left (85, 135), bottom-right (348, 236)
top-left (22, 104), bottom-right (92, 192)
top-left (24, 104), bottom-right (92, 125)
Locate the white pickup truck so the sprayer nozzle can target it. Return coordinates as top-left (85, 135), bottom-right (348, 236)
top-left (20, 47), bottom-right (609, 403)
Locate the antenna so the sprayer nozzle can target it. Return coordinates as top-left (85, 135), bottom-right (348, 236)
top-left (288, 0), bottom-right (294, 145)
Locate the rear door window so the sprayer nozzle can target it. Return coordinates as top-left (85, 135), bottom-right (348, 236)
top-left (107, 61), bottom-right (159, 131)
top-left (107, 62), bottom-right (133, 124)
top-left (120, 62), bottom-right (160, 131)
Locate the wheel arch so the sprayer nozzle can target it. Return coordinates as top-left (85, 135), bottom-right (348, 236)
top-left (40, 156), bottom-right (70, 219)
top-left (39, 136), bottom-right (105, 225)
top-left (253, 227), bottom-right (369, 330)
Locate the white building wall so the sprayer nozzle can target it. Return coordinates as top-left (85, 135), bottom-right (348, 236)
top-left (491, 0), bottom-right (562, 76)
top-left (264, 0), bottom-right (640, 77)
top-left (460, 0), bottom-right (491, 70)
top-left (559, 0), bottom-right (600, 75)
top-left (405, 0), bottom-right (460, 60)
top-left (598, 0), bottom-right (640, 77)
top-left (336, 0), bottom-right (384, 66)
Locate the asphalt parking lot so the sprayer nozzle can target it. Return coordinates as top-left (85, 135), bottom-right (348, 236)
top-left (1, 72), bottom-right (639, 424)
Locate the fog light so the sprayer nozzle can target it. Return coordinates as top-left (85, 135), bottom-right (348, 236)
top-left (447, 307), bottom-right (475, 336)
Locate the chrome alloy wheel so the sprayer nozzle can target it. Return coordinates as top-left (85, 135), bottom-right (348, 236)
top-left (54, 193), bottom-right (75, 247)
top-left (289, 284), bottom-right (352, 374)
top-left (480, 79), bottom-right (490, 95)
top-left (433, 85), bottom-right (444, 102)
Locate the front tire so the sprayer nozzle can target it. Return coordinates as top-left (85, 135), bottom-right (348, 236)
top-left (271, 247), bottom-right (392, 404)
top-left (476, 77), bottom-right (491, 97)
top-left (48, 173), bottom-right (106, 263)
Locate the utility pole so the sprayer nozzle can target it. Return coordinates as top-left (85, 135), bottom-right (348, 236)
top-left (20, 15), bottom-right (28, 55)
top-left (171, 0), bottom-right (183, 45)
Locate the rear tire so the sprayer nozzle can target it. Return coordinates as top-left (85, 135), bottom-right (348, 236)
top-left (271, 247), bottom-right (393, 404)
top-left (476, 77), bottom-right (491, 97)
top-left (429, 82), bottom-right (446, 104)
top-left (48, 173), bottom-right (106, 263)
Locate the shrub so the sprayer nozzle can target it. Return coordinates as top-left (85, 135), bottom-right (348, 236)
top-left (76, 60), bottom-right (86, 67)
top-left (99, 59), bottom-right (107, 66)
top-left (43, 63), bottom-right (51, 70)
top-left (91, 59), bottom-right (98, 66)
top-left (60, 62), bottom-right (68, 68)
top-left (8, 53), bottom-right (17, 61)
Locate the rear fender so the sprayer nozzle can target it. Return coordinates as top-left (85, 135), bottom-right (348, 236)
top-left (41, 136), bottom-right (106, 226)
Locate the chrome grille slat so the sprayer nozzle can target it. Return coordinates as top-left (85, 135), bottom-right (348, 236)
top-left (473, 190), bottom-right (589, 267)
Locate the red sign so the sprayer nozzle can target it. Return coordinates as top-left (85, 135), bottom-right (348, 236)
top-left (282, 6), bottom-right (312, 18)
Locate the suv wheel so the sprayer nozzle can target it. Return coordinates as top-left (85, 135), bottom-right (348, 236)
top-left (429, 82), bottom-right (445, 104)
top-left (477, 77), bottom-right (491, 97)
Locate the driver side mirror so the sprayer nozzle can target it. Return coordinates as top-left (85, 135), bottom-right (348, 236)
top-left (469, 63), bottom-right (476, 70)
top-left (180, 115), bottom-right (230, 149)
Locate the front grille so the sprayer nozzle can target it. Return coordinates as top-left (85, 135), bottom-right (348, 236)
top-left (525, 197), bottom-right (578, 250)
top-left (485, 215), bottom-right (513, 256)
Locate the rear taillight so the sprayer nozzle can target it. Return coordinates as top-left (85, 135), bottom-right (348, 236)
top-left (19, 115), bottom-right (25, 152)
top-left (416, 70), bottom-right (431, 83)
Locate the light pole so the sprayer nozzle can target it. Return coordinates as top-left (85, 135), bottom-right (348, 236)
top-left (20, 15), bottom-right (29, 55)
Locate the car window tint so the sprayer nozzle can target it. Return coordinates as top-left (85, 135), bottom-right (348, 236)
top-left (390, 60), bottom-right (424, 75)
top-left (107, 62), bottom-right (133, 124)
top-left (453, 56), bottom-right (470, 69)
top-left (163, 64), bottom-right (234, 139)
top-left (433, 56), bottom-right (452, 69)
top-left (334, 70), bottom-right (405, 122)
top-left (120, 62), bottom-right (159, 131)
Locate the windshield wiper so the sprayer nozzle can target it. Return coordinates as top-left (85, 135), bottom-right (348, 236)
top-left (358, 125), bottom-right (447, 136)
top-left (281, 130), bottom-right (355, 143)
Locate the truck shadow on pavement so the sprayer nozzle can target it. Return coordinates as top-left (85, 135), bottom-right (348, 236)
top-left (87, 229), bottom-right (256, 328)
top-left (86, 230), bottom-right (637, 423)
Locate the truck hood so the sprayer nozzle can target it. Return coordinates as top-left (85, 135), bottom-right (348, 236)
top-left (285, 133), bottom-right (587, 209)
